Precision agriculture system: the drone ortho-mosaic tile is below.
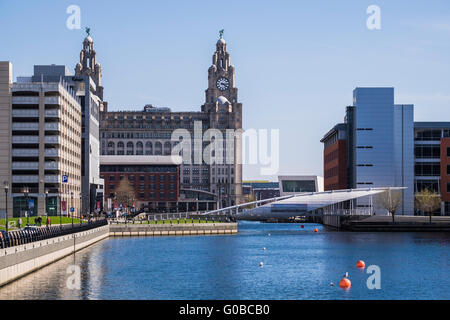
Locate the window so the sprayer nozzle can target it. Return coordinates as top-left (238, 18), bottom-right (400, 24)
top-left (448, 165), bottom-right (450, 175)
top-left (109, 175), bottom-right (115, 181)
top-left (415, 145), bottom-right (440, 159)
top-left (448, 183), bottom-right (450, 193)
top-left (415, 163), bottom-right (440, 176)
top-left (415, 180), bottom-right (439, 193)
top-left (448, 147), bottom-right (450, 157)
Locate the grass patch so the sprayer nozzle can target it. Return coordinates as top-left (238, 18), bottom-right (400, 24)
top-left (0, 216), bottom-right (85, 230)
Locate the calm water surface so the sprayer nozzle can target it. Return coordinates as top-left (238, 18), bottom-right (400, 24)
top-left (0, 221), bottom-right (449, 300)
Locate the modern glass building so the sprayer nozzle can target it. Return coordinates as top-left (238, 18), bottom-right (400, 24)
top-left (322, 88), bottom-right (415, 215)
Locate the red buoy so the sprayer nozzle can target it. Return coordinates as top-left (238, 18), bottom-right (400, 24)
top-left (339, 277), bottom-right (351, 289)
top-left (314, 228), bottom-right (318, 233)
top-left (356, 260), bottom-right (365, 269)
top-left (300, 225), bottom-right (304, 228)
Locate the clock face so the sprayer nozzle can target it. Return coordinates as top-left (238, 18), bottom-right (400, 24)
top-left (216, 77), bottom-right (230, 91)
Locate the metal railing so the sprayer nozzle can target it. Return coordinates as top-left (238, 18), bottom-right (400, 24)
top-left (0, 219), bottom-right (108, 249)
top-left (108, 212), bottom-right (232, 224)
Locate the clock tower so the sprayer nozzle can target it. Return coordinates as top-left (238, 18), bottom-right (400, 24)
top-left (202, 32), bottom-right (243, 207)
top-left (203, 35), bottom-right (240, 115)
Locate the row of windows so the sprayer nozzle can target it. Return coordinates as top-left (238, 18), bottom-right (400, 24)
top-left (324, 166), bottom-right (339, 179)
top-left (108, 183), bottom-right (176, 191)
top-left (109, 192), bottom-right (177, 200)
top-left (415, 145), bottom-right (440, 158)
top-left (324, 149), bottom-right (340, 163)
top-left (100, 165), bottom-right (177, 173)
top-left (415, 180), bottom-right (450, 193)
top-left (108, 175), bottom-right (176, 182)
top-left (102, 132), bottom-right (173, 139)
top-left (415, 163), bottom-right (440, 176)
top-left (415, 129), bottom-right (450, 141)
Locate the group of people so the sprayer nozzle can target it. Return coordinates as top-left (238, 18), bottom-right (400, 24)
top-left (15, 216), bottom-right (51, 229)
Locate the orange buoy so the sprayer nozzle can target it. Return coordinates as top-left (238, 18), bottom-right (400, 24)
top-left (356, 260), bottom-right (365, 269)
top-left (339, 277), bottom-right (351, 289)
top-left (314, 228), bottom-right (318, 233)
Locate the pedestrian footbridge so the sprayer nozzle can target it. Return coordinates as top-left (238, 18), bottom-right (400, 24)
top-left (200, 187), bottom-right (406, 221)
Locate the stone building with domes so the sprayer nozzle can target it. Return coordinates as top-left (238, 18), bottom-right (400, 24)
top-left (99, 35), bottom-right (243, 210)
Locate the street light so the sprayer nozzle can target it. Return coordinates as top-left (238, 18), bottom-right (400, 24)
top-left (71, 191), bottom-right (74, 228)
top-left (23, 186), bottom-right (30, 226)
top-left (3, 181), bottom-right (9, 234)
top-left (79, 193), bottom-right (83, 225)
top-left (45, 188), bottom-right (49, 227)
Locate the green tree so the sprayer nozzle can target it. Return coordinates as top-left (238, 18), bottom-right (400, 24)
top-left (114, 179), bottom-right (136, 214)
top-left (415, 188), bottom-right (441, 223)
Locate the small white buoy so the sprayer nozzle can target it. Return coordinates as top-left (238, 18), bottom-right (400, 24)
top-left (344, 272), bottom-right (349, 278)
top-left (260, 262), bottom-right (264, 267)
top-left (330, 282), bottom-right (334, 287)
top-left (268, 233), bottom-right (271, 236)
top-left (263, 247), bottom-right (266, 251)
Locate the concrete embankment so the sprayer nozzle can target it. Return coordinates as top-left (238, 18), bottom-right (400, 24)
top-left (332, 215), bottom-right (450, 231)
top-left (109, 222), bottom-right (238, 236)
top-left (0, 225), bottom-right (109, 287)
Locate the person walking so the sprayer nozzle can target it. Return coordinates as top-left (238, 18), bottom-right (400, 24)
top-left (17, 217), bottom-right (22, 229)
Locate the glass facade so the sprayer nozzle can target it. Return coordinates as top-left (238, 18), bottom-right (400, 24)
top-left (281, 180), bottom-right (316, 193)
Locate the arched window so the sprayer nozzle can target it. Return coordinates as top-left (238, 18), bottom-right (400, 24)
top-left (107, 141), bottom-right (115, 155)
top-left (145, 141), bottom-right (153, 155)
top-left (117, 141), bottom-right (124, 155)
top-left (126, 142), bottom-right (134, 155)
top-left (136, 141), bottom-right (143, 155)
top-left (155, 141), bottom-right (162, 155)
top-left (164, 141), bottom-right (172, 155)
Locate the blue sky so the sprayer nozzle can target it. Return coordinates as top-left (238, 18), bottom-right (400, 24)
top-left (1, 0), bottom-right (450, 180)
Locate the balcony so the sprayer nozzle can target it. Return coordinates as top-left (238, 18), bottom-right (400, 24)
top-left (12, 96), bottom-right (39, 105)
top-left (45, 123), bottom-right (60, 131)
top-left (12, 175), bottom-right (39, 183)
top-left (45, 148), bottom-right (60, 157)
top-left (12, 109), bottom-right (39, 117)
top-left (45, 161), bottom-right (60, 170)
top-left (12, 149), bottom-right (39, 157)
top-left (12, 162), bottom-right (39, 170)
top-left (45, 109), bottom-right (60, 118)
top-left (45, 175), bottom-right (60, 183)
top-left (44, 136), bottom-right (60, 144)
top-left (12, 136), bottom-right (39, 144)
top-left (12, 122), bottom-right (39, 131)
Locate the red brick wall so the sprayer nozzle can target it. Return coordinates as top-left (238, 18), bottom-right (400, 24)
top-left (101, 166), bottom-right (180, 204)
top-left (324, 140), bottom-right (347, 191)
top-left (440, 138), bottom-right (450, 201)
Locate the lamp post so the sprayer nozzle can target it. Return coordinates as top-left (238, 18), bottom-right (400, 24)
top-left (45, 188), bottom-right (49, 227)
top-left (23, 186), bottom-right (30, 226)
top-left (71, 191), bottom-right (74, 228)
top-left (79, 193), bottom-right (83, 225)
top-left (4, 181), bottom-right (9, 234)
